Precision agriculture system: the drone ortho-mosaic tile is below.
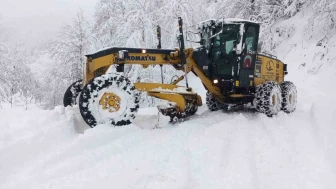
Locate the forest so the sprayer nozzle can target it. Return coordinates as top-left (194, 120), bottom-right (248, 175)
top-left (0, 0), bottom-right (335, 108)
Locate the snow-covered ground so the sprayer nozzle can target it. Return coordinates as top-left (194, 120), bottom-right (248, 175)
top-left (1, 8), bottom-right (336, 189)
top-left (1, 69), bottom-right (336, 189)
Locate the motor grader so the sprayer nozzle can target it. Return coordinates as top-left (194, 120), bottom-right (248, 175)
top-left (63, 17), bottom-right (297, 127)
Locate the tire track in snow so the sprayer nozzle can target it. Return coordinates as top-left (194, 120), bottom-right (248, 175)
top-left (246, 123), bottom-right (261, 189)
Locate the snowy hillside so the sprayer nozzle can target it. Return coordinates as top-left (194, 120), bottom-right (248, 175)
top-left (1, 3), bottom-right (336, 189)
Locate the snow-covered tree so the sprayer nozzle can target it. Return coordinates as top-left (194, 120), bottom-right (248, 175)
top-left (3, 0), bottom-right (332, 109)
top-left (94, 0), bottom-right (163, 49)
top-left (0, 43), bottom-right (37, 107)
top-left (310, 0), bottom-right (336, 31)
top-left (49, 9), bottom-right (91, 82)
top-left (36, 10), bottom-right (92, 108)
top-left (93, 0), bottom-right (202, 49)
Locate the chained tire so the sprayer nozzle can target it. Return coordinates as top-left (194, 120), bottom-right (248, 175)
top-left (78, 73), bottom-right (140, 128)
top-left (206, 91), bottom-right (221, 111)
top-left (255, 81), bottom-right (282, 117)
top-left (63, 80), bottom-right (83, 107)
top-left (280, 81), bottom-right (297, 113)
top-left (206, 91), bottom-right (229, 111)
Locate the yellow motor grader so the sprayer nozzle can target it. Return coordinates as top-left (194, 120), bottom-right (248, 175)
top-left (63, 17), bottom-right (297, 127)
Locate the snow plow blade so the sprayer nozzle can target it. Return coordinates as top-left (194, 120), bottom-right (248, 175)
top-left (135, 83), bottom-right (202, 121)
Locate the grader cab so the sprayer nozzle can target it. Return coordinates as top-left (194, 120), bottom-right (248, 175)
top-left (63, 17), bottom-right (297, 128)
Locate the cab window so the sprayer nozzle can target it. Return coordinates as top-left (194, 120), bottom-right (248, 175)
top-left (211, 24), bottom-right (240, 61)
top-left (245, 26), bottom-right (257, 52)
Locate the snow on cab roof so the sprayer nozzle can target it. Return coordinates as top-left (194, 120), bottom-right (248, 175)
top-left (198, 18), bottom-right (260, 29)
top-left (221, 18), bottom-right (260, 24)
top-left (196, 19), bottom-right (216, 29)
top-left (224, 18), bottom-right (261, 24)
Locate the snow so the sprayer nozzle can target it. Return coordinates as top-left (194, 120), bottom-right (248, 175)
top-left (1, 66), bottom-right (336, 189)
top-left (197, 18), bottom-right (259, 30)
top-left (196, 19), bottom-right (216, 30)
top-left (1, 6), bottom-right (336, 189)
top-left (222, 18), bottom-right (261, 24)
top-left (236, 23), bottom-right (245, 54)
top-left (150, 86), bottom-right (196, 94)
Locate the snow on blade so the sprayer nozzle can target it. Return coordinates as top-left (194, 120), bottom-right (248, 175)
top-left (150, 86), bottom-right (195, 94)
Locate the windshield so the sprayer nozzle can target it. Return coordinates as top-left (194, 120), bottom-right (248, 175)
top-left (211, 24), bottom-right (241, 61)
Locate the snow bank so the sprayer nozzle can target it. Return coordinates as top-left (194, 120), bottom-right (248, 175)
top-left (1, 68), bottom-right (336, 189)
top-left (1, 98), bottom-right (336, 189)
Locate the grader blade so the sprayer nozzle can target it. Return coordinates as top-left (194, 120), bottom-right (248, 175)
top-left (157, 101), bottom-right (199, 122)
top-left (134, 82), bottom-right (201, 121)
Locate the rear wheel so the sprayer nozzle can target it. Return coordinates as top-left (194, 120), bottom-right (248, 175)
top-left (63, 80), bottom-right (82, 107)
top-left (255, 81), bottom-right (282, 117)
top-left (79, 73), bottom-right (140, 127)
top-left (280, 81), bottom-right (297, 113)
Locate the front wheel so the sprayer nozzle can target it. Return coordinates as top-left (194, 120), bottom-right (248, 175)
top-left (206, 91), bottom-right (221, 111)
top-left (255, 81), bottom-right (282, 117)
top-left (63, 80), bottom-right (83, 107)
top-left (79, 73), bottom-right (140, 127)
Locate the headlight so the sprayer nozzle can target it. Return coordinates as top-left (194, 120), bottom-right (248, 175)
top-left (213, 79), bottom-right (218, 84)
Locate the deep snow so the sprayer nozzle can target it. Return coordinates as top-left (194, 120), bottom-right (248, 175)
top-left (1, 7), bottom-right (336, 189)
top-left (1, 69), bottom-right (336, 189)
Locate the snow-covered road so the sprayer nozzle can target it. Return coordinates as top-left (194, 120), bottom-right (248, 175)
top-left (1, 70), bottom-right (336, 189)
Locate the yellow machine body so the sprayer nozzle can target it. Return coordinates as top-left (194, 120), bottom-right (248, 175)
top-left (81, 18), bottom-right (289, 122)
top-left (83, 47), bottom-right (285, 111)
top-left (83, 48), bottom-right (221, 112)
top-left (254, 54), bottom-right (285, 86)
top-left (64, 18), bottom-right (297, 128)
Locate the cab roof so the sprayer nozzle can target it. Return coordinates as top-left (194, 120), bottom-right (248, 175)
top-left (198, 18), bottom-right (260, 29)
top-left (221, 18), bottom-right (260, 25)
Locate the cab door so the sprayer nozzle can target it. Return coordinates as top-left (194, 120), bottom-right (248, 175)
top-left (210, 24), bottom-right (240, 79)
top-left (239, 24), bottom-right (260, 87)
top-left (211, 33), bottom-right (234, 77)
